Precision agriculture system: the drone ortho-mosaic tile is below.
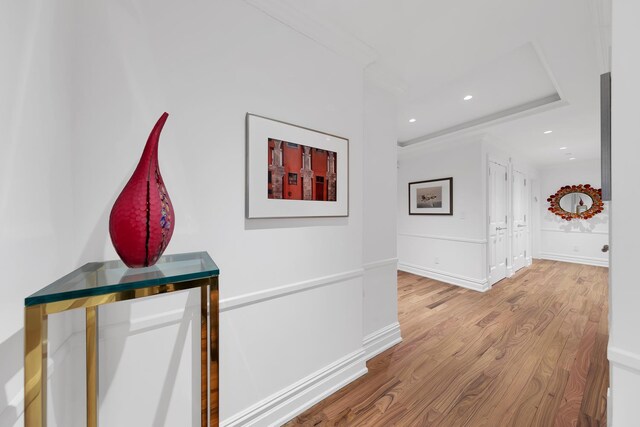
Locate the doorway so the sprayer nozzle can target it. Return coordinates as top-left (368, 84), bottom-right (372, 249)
top-left (488, 159), bottom-right (508, 285)
top-left (512, 169), bottom-right (529, 273)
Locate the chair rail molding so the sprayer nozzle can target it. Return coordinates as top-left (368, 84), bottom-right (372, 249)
top-left (363, 257), bottom-right (398, 271)
top-left (398, 233), bottom-right (487, 245)
top-left (541, 228), bottom-right (608, 235)
top-left (609, 346), bottom-right (640, 374)
top-left (219, 268), bottom-right (364, 312)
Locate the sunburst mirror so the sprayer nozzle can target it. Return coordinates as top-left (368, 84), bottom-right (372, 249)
top-left (547, 184), bottom-right (604, 221)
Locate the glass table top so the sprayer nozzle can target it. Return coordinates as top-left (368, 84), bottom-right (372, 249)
top-left (25, 252), bottom-right (219, 306)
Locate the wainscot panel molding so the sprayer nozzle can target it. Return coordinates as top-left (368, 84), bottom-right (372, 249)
top-left (541, 228), bottom-right (609, 235)
top-left (363, 257), bottom-right (398, 270)
top-left (363, 322), bottom-right (402, 360)
top-left (219, 268), bottom-right (364, 312)
top-left (398, 262), bottom-right (489, 292)
top-left (398, 233), bottom-right (487, 244)
top-left (221, 349), bottom-right (367, 427)
top-left (538, 252), bottom-right (609, 267)
top-left (608, 346), bottom-right (640, 374)
top-left (506, 265), bottom-right (515, 278)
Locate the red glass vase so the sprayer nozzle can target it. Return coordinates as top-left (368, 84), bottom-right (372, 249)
top-left (109, 112), bottom-right (175, 268)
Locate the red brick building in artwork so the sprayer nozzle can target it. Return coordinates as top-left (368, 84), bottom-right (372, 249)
top-left (268, 139), bottom-right (337, 201)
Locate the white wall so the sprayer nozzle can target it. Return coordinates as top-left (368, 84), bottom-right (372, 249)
top-left (1, 1), bottom-right (400, 426)
top-left (397, 137), bottom-right (540, 291)
top-left (72, 1), bottom-right (365, 426)
top-left (362, 80), bottom-right (401, 359)
top-left (609, 1), bottom-right (640, 425)
top-left (539, 159), bottom-right (609, 267)
top-left (397, 138), bottom-right (489, 291)
top-left (0, 1), bottom-right (85, 426)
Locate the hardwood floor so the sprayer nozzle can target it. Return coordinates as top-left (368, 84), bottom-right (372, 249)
top-left (284, 260), bottom-right (609, 426)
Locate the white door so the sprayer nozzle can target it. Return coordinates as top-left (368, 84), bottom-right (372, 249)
top-left (488, 161), bottom-right (508, 285)
top-left (512, 169), bottom-right (528, 272)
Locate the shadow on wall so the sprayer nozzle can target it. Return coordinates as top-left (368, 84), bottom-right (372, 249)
top-left (152, 290), bottom-right (200, 426)
top-left (97, 293), bottom-right (201, 426)
top-left (245, 216), bottom-right (348, 230)
top-left (0, 301), bottom-right (201, 426)
top-left (546, 209), bottom-right (609, 232)
top-left (0, 330), bottom-right (22, 426)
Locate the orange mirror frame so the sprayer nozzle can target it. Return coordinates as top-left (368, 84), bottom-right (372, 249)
top-left (547, 184), bottom-right (604, 220)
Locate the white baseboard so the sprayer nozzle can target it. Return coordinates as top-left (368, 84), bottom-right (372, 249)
top-left (506, 265), bottom-right (514, 278)
top-left (221, 349), bottom-right (368, 427)
top-left (608, 346), bottom-right (640, 427)
top-left (398, 262), bottom-right (489, 292)
top-left (363, 322), bottom-right (402, 360)
top-left (539, 252), bottom-right (609, 267)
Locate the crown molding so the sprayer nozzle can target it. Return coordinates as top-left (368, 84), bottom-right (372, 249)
top-left (398, 95), bottom-right (567, 149)
top-left (365, 62), bottom-right (408, 96)
top-left (245, 0), bottom-right (378, 67)
top-left (588, 0), bottom-right (612, 74)
top-left (396, 41), bottom-right (567, 148)
top-left (244, 0), bottom-right (407, 95)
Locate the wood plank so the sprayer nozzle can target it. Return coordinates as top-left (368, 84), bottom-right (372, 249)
top-left (284, 260), bottom-right (609, 427)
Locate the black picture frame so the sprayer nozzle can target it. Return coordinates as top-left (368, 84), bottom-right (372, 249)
top-left (408, 177), bottom-right (453, 215)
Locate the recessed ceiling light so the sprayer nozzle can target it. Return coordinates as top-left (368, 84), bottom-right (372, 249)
top-left (463, 95), bottom-right (473, 101)
top-left (569, 157), bottom-right (576, 160)
top-left (409, 118), bottom-right (416, 123)
top-left (544, 130), bottom-right (553, 134)
top-left (559, 146), bottom-right (568, 150)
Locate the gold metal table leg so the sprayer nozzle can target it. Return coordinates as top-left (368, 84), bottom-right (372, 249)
top-left (210, 277), bottom-right (219, 426)
top-left (201, 285), bottom-right (209, 427)
top-left (24, 275), bottom-right (218, 426)
top-left (25, 305), bottom-right (47, 427)
top-left (86, 306), bottom-right (99, 427)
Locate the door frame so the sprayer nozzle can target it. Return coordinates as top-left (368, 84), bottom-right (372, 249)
top-left (511, 167), bottom-right (528, 272)
top-left (511, 162), bottom-right (534, 270)
top-left (486, 155), bottom-right (511, 287)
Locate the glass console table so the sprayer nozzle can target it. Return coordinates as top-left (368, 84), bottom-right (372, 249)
top-left (24, 251), bottom-right (220, 427)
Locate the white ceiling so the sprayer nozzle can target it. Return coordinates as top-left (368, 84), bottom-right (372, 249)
top-left (397, 43), bottom-right (560, 144)
top-left (293, 0), bottom-right (611, 167)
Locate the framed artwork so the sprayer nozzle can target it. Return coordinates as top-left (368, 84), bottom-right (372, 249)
top-left (408, 177), bottom-right (453, 215)
top-left (246, 114), bottom-right (349, 218)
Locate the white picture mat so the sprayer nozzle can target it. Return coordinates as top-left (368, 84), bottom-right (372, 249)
top-left (246, 114), bottom-right (349, 218)
top-left (409, 179), bottom-right (452, 214)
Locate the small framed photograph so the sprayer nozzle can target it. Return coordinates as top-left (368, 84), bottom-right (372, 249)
top-left (246, 114), bottom-right (349, 218)
top-left (408, 177), bottom-right (453, 215)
